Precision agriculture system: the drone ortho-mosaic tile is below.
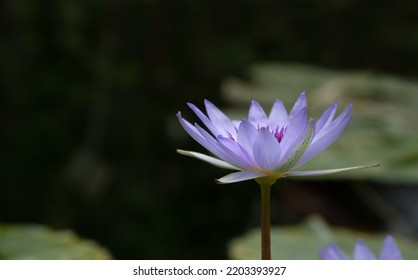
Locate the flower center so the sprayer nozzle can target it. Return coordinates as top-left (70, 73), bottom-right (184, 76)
top-left (255, 125), bottom-right (287, 143)
top-left (273, 126), bottom-right (286, 143)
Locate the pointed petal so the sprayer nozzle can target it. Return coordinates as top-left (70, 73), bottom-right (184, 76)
top-left (217, 136), bottom-right (254, 167)
top-left (237, 120), bottom-right (257, 153)
top-left (187, 102), bottom-right (220, 137)
top-left (315, 101), bottom-right (337, 132)
top-left (332, 103), bottom-right (353, 125)
top-left (295, 113), bottom-right (351, 167)
top-left (216, 170), bottom-right (265, 184)
top-left (248, 100), bottom-right (268, 127)
top-left (285, 164), bottom-right (380, 177)
top-left (280, 107), bottom-right (308, 155)
top-left (177, 114), bottom-right (250, 170)
top-left (204, 99), bottom-right (236, 138)
top-left (232, 120), bottom-right (241, 130)
top-left (177, 149), bottom-right (240, 170)
top-left (178, 114), bottom-right (232, 165)
top-left (177, 112), bottom-right (210, 149)
top-left (253, 127), bottom-right (281, 170)
top-left (314, 103), bottom-right (352, 140)
top-left (354, 240), bottom-right (377, 260)
top-left (289, 91), bottom-right (307, 119)
top-left (379, 236), bottom-right (403, 260)
top-left (195, 124), bottom-right (251, 169)
top-left (277, 119), bottom-right (315, 172)
top-left (320, 244), bottom-right (349, 260)
top-left (268, 98), bottom-right (288, 128)
top-left (319, 248), bottom-right (331, 260)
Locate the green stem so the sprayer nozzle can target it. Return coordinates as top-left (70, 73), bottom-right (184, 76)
top-left (259, 182), bottom-right (272, 260)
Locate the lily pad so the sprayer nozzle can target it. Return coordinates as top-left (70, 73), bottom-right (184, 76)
top-left (0, 224), bottom-right (111, 259)
top-left (228, 216), bottom-right (418, 260)
top-left (221, 63), bottom-right (418, 183)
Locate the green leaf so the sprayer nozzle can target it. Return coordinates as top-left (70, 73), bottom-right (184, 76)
top-left (0, 224), bottom-right (111, 260)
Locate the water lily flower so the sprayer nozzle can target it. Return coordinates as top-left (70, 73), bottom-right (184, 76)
top-left (177, 92), bottom-right (376, 184)
top-left (320, 235), bottom-right (403, 260)
top-left (177, 92), bottom-right (378, 260)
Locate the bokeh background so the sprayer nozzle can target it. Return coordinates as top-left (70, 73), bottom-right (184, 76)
top-left (1, 0), bottom-right (418, 259)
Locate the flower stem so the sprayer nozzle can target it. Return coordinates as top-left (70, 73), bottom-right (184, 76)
top-left (259, 182), bottom-right (272, 260)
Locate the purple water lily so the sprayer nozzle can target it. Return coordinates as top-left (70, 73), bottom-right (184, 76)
top-left (320, 235), bottom-right (403, 260)
top-left (177, 92), bottom-right (375, 184)
top-left (177, 92), bottom-right (378, 260)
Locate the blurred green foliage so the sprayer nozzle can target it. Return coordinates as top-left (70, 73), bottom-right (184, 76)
top-left (1, 0), bottom-right (418, 259)
top-left (229, 216), bottom-right (418, 260)
top-left (0, 224), bottom-right (111, 259)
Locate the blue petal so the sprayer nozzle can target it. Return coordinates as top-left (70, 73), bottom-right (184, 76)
top-left (280, 107), bottom-right (308, 156)
top-left (379, 236), bottom-right (403, 260)
top-left (295, 112), bottom-right (351, 167)
top-left (204, 100), bottom-right (236, 138)
top-left (217, 170), bottom-right (265, 184)
top-left (177, 112), bottom-right (210, 149)
top-left (217, 136), bottom-right (254, 168)
top-left (277, 119), bottom-right (315, 172)
top-left (253, 127), bottom-right (281, 170)
top-left (288, 91), bottom-right (307, 119)
top-left (186, 121), bottom-right (233, 162)
top-left (177, 149), bottom-right (240, 170)
top-left (187, 102), bottom-right (220, 137)
top-left (354, 240), bottom-right (377, 260)
top-left (314, 103), bottom-right (352, 140)
top-left (320, 244), bottom-right (349, 260)
top-left (268, 98), bottom-right (288, 128)
top-left (248, 100), bottom-right (268, 127)
top-left (315, 101), bottom-right (337, 132)
top-left (194, 124), bottom-right (251, 169)
top-left (178, 114), bottom-right (249, 170)
top-left (319, 248), bottom-right (332, 260)
top-left (236, 120), bottom-right (258, 154)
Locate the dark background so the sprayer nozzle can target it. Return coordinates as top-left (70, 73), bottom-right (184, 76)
top-left (1, 0), bottom-right (418, 259)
